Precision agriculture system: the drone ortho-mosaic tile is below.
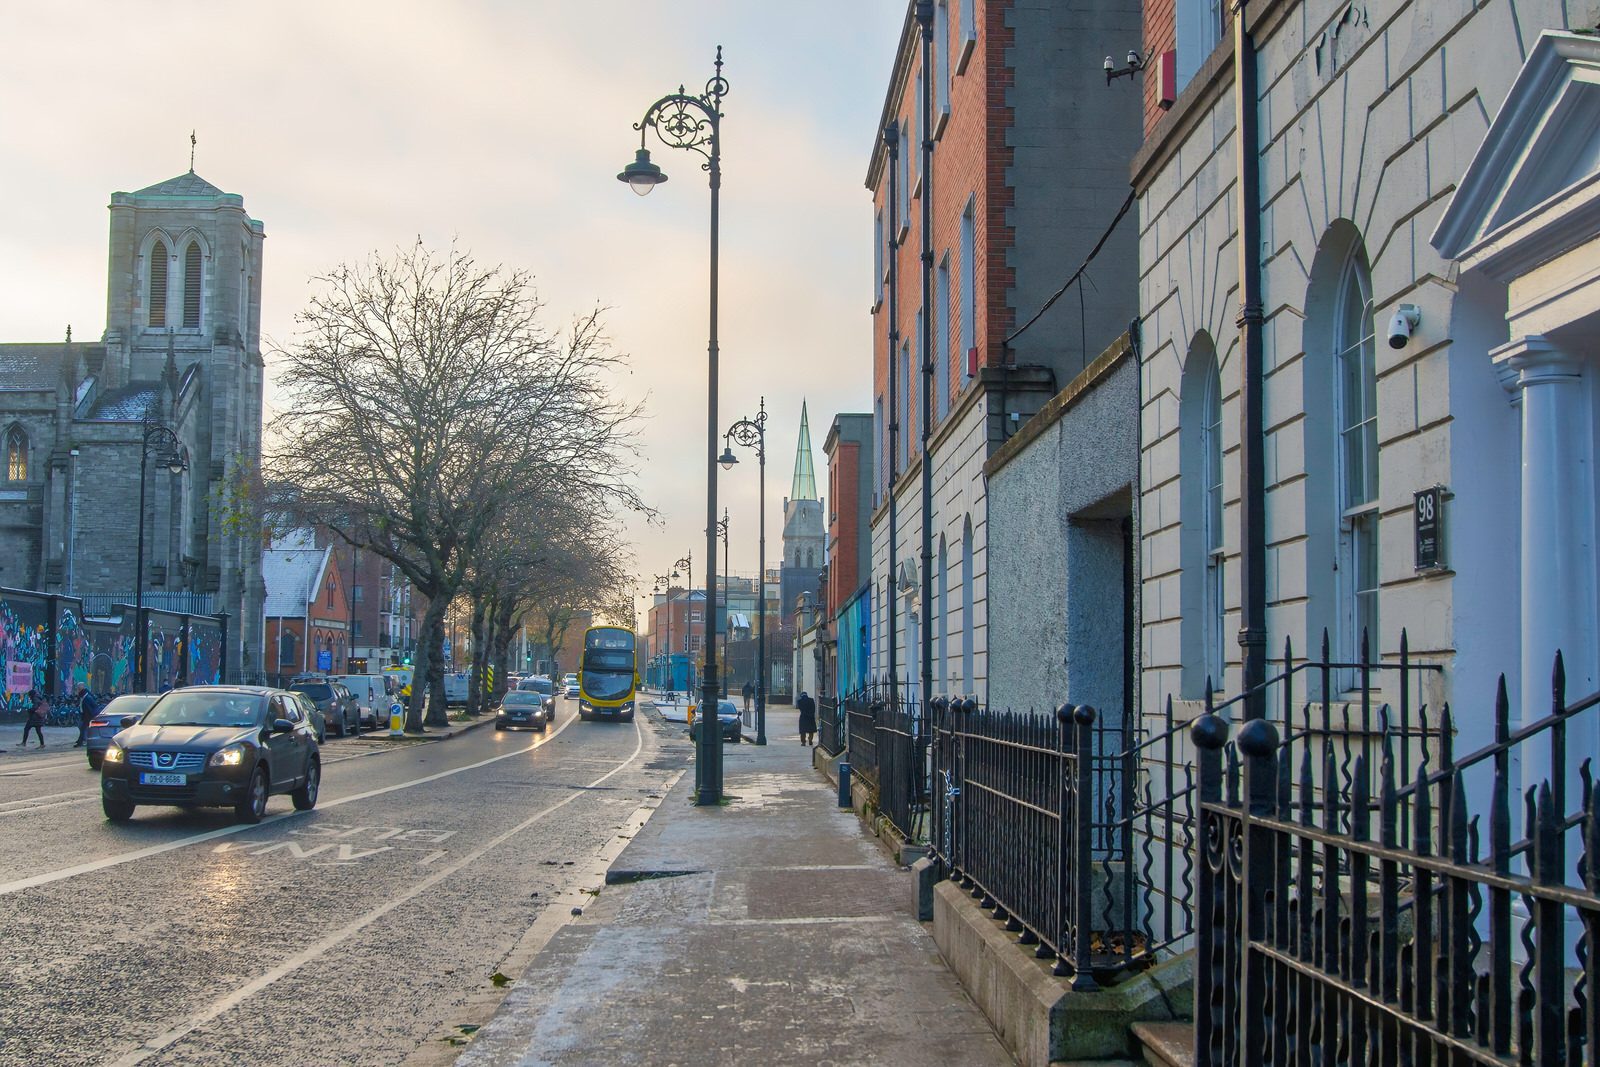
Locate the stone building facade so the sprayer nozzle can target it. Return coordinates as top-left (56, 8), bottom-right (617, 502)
top-left (866, 0), bottom-right (1143, 701)
top-left (0, 170), bottom-right (266, 680)
top-left (779, 401), bottom-right (825, 620)
top-left (1133, 0), bottom-right (1600, 767)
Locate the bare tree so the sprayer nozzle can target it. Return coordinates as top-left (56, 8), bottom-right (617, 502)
top-left (268, 242), bottom-right (643, 730)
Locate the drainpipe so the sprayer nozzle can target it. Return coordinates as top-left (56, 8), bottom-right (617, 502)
top-left (885, 121), bottom-right (901, 694)
top-left (1234, 6), bottom-right (1267, 723)
top-left (917, 0), bottom-right (935, 717)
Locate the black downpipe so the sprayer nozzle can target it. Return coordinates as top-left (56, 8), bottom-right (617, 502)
top-left (885, 123), bottom-right (901, 696)
top-left (917, 0), bottom-right (935, 719)
top-left (1234, 8), bottom-right (1267, 722)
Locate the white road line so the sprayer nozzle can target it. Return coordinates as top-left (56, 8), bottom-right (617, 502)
top-left (0, 714), bottom-right (580, 898)
top-left (111, 718), bottom-right (647, 1066)
top-left (0, 787), bottom-right (96, 808)
top-left (0, 796), bottom-right (96, 817)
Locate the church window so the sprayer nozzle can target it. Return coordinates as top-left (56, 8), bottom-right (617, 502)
top-left (5, 426), bottom-right (26, 482)
top-left (148, 240), bottom-right (169, 328)
top-left (183, 241), bottom-right (203, 329)
top-left (279, 631), bottom-right (298, 666)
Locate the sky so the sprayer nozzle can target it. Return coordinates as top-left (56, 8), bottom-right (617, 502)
top-left (0, 0), bottom-right (906, 621)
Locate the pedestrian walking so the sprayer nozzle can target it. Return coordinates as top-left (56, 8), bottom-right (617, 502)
top-left (21, 687), bottom-right (47, 748)
top-left (73, 686), bottom-right (98, 748)
top-left (796, 690), bottom-right (816, 747)
top-left (742, 680), bottom-right (754, 714)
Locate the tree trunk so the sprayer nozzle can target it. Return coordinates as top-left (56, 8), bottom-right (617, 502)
top-left (408, 597), bottom-right (450, 730)
top-left (424, 608), bottom-right (450, 728)
top-left (467, 594), bottom-right (487, 716)
top-left (491, 602), bottom-right (516, 704)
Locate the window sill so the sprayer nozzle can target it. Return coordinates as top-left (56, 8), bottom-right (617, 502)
top-left (934, 108), bottom-right (950, 139)
top-left (956, 34), bottom-right (975, 75)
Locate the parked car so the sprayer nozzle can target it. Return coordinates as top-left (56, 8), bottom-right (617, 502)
top-left (287, 677), bottom-right (360, 737)
top-left (688, 699), bottom-right (741, 743)
top-left (333, 674), bottom-right (395, 728)
top-left (100, 685), bottom-right (321, 824)
top-left (494, 691), bottom-right (550, 732)
top-left (84, 694), bottom-right (160, 769)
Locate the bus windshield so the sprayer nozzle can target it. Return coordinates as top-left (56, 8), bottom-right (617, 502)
top-left (580, 626), bottom-right (637, 705)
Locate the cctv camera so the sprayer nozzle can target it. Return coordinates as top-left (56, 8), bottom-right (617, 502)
top-left (1387, 304), bottom-right (1421, 350)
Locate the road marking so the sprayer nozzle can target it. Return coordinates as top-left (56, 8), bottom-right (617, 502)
top-left (111, 718), bottom-right (647, 1066)
top-left (0, 795), bottom-right (97, 817)
top-left (0, 787), bottom-right (97, 808)
top-left (0, 713), bottom-right (579, 898)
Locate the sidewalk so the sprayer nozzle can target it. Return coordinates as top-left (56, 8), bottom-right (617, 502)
top-left (457, 714), bottom-right (1013, 1066)
top-left (0, 723), bottom-right (87, 756)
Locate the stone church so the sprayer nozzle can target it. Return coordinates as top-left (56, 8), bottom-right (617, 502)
top-left (0, 168), bottom-right (266, 679)
top-left (779, 400), bottom-right (825, 620)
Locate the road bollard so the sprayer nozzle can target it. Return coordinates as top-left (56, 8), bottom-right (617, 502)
top-left (389, 701), bottom-right (405, 737)
top-left (838, 761), bottom-right (851, 808)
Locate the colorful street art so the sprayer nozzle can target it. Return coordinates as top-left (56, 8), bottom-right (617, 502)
top-left (0, 587), bottom-right (227, 716)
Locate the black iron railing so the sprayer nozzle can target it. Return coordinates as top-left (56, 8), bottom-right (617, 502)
top-left (846, 688), bottom-right (880, 790)
top-left (1194, 650), bottom-right (1600, 1066)
top-left (818, 696), bottom-right (843, 756)
top-left (875, 694), bottom-right (927, 842)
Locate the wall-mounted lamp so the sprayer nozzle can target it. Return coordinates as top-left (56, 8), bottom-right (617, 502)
top-left (1104, 49), bottom-right (1147, 85)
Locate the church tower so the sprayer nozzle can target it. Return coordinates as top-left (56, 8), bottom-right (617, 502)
top-left (780, 401), bottom-right (826, 620)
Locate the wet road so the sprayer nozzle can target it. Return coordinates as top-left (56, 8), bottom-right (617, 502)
top-left (0, 701), bottom-right (687, 1066)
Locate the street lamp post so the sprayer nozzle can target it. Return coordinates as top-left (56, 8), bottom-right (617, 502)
top-left (134, 418), bottom-right (189, 692)
top-left (674, 553), bottom-right (693, 695)
top-left (621, 52), bottom-right (729, 805)
top-left (654, 573), bottom-right (675, 692)
top-left (720, 397), bottom-right (767, 743)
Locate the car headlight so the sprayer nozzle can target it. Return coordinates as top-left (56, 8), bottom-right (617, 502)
top-left (208, 744), bottom-right (246, 768)
top-left (104, 745), bottom-right (125, 764)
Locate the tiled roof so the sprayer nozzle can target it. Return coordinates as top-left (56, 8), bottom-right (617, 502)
top-left (263, 546), bottom-right (327, 617)
top-left (86, 382), bottom-right (160, 422)
top-left (0, 343), bottom-right (104, 391)
top-left (132, 171), bottom-right (226, 198)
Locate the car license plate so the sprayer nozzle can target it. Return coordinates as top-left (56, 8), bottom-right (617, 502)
top-left (139, 772), bottom-right (186, 786)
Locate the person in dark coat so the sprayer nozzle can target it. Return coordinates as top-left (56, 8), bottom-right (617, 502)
top-left (21, 687), bottom-right (47, 748)
top-left (796, 690), bottom-right (817, 746)
top-left (742, 680), bottom-right (754, 714)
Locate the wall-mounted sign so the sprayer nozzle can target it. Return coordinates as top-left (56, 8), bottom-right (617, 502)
top-left (1414, 485), bottom-right (1447, 572)
top-left (6, 661), bottom-right (32, 694)
top-left (317, 649), bottom-right (333, 672)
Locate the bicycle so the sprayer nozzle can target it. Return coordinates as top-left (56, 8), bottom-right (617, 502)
top-left (46, 695), bottom-right (83, 728)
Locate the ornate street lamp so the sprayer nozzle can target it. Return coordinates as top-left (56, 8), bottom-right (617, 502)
top-left (714, 509), bottom-right (729, 698)
top-left (622, 51), bottom-right (730, 804)
top-left (721, 397), bottom-right (768, 743)
top-left (673, 553), bottom-right (694, 698)
top-left (135, 417), bottom-right (189, 691)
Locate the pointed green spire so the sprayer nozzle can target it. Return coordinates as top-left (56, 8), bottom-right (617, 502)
top-left (791, 400), bottom-right (818, 501)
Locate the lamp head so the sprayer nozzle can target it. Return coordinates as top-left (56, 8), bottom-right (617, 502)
top-left (618, 148), bottom-right (667, 195)
top-left (165, 449), bottom-right (188, 475)
top-left (719, 446), bottom-right (738, 470)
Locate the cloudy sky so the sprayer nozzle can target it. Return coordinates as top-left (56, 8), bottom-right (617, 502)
top-left (1, 1), bottom-right (905, 613)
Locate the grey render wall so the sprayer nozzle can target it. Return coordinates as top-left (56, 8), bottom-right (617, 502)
top-left (988, 353), bottom-right (1138, 714)
top-left (1006, 0), bottom-right (1143, 383)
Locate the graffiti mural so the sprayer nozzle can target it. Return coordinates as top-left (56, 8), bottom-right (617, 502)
top-left (55, 605), bottom-right (94, 696)
top-left (189, 619), bottom-right (223, 685)
top-left (147, 611), bottom-right (184, 693)
top-left (0, 589), bottom-right (50, 714)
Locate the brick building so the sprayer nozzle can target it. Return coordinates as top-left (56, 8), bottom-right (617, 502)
top-left (261, 529), bottom-right (350, 687)
top-left (822, 413), bottom-right (874, 696)
top-left (0, 169), bottom-right (266, 680)
top-left (866, 0), bottom-right (1142, 700)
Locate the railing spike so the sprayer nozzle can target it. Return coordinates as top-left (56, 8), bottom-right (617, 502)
top-left (1439, 704), bottom-right (1455, 771)
top-left (1321, 627), bottom-right (1330, 663)
top-left (1552, 649), bottom-right (1566, 710)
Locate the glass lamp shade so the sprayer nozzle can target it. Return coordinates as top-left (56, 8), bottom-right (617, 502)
top-left (719, 447), bottom-right (738, 470)
top-left (618, 149), bottom-right (667, 195)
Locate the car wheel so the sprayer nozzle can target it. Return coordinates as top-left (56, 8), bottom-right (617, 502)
top-left (292, 757), bottom-right (320, 811)
top-left (318, 727), bottom-right (326, 744)
top-left (87, 753), bottom-right (103, 770)
top-left (623, 710), bottom-right (635, 723)
top-left (236, 766), bottom-right (268, 824)
top-left (103, 795), bottom-right (135, 822)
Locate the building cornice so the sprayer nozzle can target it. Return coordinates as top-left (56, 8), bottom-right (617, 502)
top-left (866, 3), bottom-right (921, 190)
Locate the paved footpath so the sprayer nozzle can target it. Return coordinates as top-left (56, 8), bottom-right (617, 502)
top-left (457, 710), bottom-right (1013, 1066)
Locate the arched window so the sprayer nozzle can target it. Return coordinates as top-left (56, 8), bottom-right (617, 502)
top-left (5, 425), bottom-right (27, 482)
top-left (182, 241), bottom-right (202, 328)
top-left (279, 630), bottom-right (297, 666)
top-left (148, 239), bottom-right (169, 327)
top-left (961, 517), bottom-right (974, 691)
top-left (1334, 248), bottom-right (1379, 664)
top-left (1179, 335), bottom-right (1226, 696)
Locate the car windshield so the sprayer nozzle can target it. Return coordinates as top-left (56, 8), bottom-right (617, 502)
top-left (99, 696), bottom-right (157, 718)
top-left (142, 691), bottom-right (263, 728)
top-left (582, 672), bottom-right (632, 701)
top-left (503, 693), bottom-right (541, 705)
top-left (518, 678), bottom-right (553, 694)
top-left (290, 683), bottom-right (333, 701)
top-left (718, 701), bottom-right (738, 717)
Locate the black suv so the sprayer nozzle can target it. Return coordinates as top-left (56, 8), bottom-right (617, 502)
top-left (288, 677), bottom-right (360, 737)
top-left (100, 686), bottom-right (321, 824)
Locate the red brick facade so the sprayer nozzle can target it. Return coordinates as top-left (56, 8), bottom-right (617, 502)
top-left (1143, 0), bottom-right (1177, 134)
top-left (826, 437), bottom-right (862, 614)
top-left (868, 0), bottom-right (1015, 491)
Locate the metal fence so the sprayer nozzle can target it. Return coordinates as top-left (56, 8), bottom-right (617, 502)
top-left (818, 696), bottom-right (843, 756)
top-left (846, 689), bottom-right (880, 790)
top-left (837, 681), bottom-right (929, 843)
top-left (1195, 649), bottom-right (1600, 1066)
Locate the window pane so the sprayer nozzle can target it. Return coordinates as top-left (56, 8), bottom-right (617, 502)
top-left (149, 241), bottom-right (168, 328)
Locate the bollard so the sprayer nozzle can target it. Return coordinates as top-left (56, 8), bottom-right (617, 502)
top-left (837, 761), bottom-right (852, 808)
top-left (389, 701), bottom-right (405, 737)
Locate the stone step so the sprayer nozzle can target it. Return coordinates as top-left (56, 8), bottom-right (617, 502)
top-left (1129, 1021), bottom-right (1196, 1067)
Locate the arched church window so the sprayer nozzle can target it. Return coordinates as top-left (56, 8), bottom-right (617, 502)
top-left (5, 425), bottom-right (27, 481)
top-left (279, 631), bottom-right (297, 666)
top-left (183, 241), bottom-right (202, 328)
top-left (148, 239), bottom-right (169, 328)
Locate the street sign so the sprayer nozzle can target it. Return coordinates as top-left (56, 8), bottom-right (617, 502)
top-left (6, 661), bottom-right (32, 694)
top-left (317, 649), bottom-right (333, 672)
top-left (1414, 485), bottom-right (1447, 571)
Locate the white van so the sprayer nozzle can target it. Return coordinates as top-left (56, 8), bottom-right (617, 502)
top-left (444, 672), bottom-right (470, 706)
top-left (334, 674), bottom-right (397, 728)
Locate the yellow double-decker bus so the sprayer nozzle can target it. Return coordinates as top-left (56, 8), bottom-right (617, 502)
top-left (577, 626), bottom-right (638, 722)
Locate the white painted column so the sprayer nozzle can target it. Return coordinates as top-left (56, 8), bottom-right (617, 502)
top-left (1493, 335), bottom-right (1598, 791)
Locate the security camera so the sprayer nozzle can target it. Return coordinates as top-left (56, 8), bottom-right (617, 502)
top-left (1387, 304), bottom-right (1421, 350)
